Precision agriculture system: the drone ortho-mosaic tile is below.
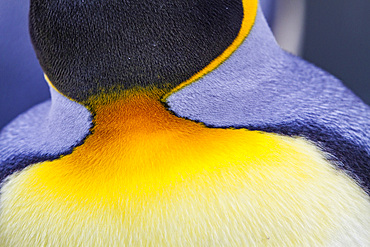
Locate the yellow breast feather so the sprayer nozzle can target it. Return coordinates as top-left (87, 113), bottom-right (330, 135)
top-left (1, 91), bottom-right (369, 246)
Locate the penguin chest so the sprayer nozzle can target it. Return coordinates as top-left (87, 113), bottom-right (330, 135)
top-left (1, 95), bottom-right (369, 246)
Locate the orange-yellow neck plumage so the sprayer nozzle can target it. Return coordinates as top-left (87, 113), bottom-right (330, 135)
top-left (1, 90), bottom-right (369, 246)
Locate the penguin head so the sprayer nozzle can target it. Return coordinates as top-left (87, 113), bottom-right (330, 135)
top-left (29, 0), bottom-right (246, 102)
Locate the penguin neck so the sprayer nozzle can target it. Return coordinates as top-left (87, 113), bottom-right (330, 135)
top-left (46, 5), bottom-right (281, 128)
top-left (240, 7), bottom-right (283, 69)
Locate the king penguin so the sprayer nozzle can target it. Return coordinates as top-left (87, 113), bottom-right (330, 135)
top-left (0, 0), bottom-right (369, 246)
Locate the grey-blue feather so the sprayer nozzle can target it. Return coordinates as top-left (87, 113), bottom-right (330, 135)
top-left (0, 88), bottom-right (91, 183)
top-left (167, 8), bottom-right (370, 192)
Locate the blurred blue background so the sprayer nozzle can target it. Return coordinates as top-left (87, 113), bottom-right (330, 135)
top-left (304, 0), bottom-right (370, 106)
top-left (1, 0), bottom-right (369, 130)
